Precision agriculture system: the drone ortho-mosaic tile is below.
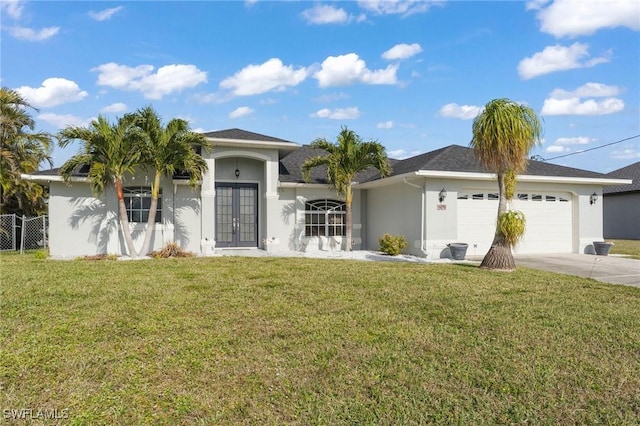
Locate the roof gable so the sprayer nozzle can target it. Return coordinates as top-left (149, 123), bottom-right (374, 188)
top-left (202, 128), bottom-right (295, 144)
top-left (604, 161), bottom-right (640, 194)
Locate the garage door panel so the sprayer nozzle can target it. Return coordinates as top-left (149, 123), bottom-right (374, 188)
top-left (457, 192), bottom-right (573, 254)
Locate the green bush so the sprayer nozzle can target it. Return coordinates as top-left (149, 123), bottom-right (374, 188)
top-left (379, 233), bottom-right (407, 256)
top-left (498, 210), bottom-right (526, 246)
top-left (33, 249), bottom-right (48, 260)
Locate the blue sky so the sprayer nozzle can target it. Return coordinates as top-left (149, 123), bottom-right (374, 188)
top-left (2, 0), bottom-right (639, 173)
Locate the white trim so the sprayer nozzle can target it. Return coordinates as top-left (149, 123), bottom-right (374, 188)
top-left (354, 170), bottom-right (631, 189)
top-left (279, 182), bottom-right (331, 188)
top-left (206, 138), bottom-right (299, 150)
top-left (21, 173), bottom-right (87, 183)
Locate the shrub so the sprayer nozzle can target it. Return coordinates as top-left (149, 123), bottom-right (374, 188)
top-left (33, 249), bottom-right (48, 260)
top-left (498, 210), bottom-right (526, 246)
top-left (379, 233), bottom-right (407, 256)
top-left (150, 242), bottom-right (195, 259)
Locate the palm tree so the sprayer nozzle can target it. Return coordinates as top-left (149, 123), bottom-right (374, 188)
top-left (302, 126), bottom-right (391, 251)
top-left (58, 115), bottom-right (143, 257)
top-left (0, 87), bottom-right (52, 215)
top-left (470, 98), bottom-right (543, 270)
top-left (128, 106), bottom-right (210, 255)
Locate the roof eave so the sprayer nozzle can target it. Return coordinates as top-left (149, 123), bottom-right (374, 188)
top-left (206, 138), bottom-right (300, 150)
top-left (21, 173), bottom-right (88, 184)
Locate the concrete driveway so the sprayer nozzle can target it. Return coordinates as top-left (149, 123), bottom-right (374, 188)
top-left (514, 253), bottom-right (640, 287)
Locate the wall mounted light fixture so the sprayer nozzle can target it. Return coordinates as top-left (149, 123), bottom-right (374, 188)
top-left (590, 192), bottom-right (598, 205)
top-left (439, 187), bottom-right (447, 203)
top-left (235, 168), bottom-right (240, 178)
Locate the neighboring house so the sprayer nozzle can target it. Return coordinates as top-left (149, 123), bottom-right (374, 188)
top-left (23, 128), bottom-right (631, 258)
top-left (603, 161), bottom-right (640, 240)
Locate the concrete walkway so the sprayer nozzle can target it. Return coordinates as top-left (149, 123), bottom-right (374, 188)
top-left (514, 253), bottom-right (640, 288)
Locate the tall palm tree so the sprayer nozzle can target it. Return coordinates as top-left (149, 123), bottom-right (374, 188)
top-left (0, 87), bottom-right (52, 215)
top-left (470, 98), bottom-right (543, 270)
top-left (58, 115), bottom-right (143, 257)
top-left (302, 126), bottom-right (391, 251)
top-left (129, 106), bottom-right (210, 255)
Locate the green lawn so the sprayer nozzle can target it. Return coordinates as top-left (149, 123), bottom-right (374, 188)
top-left (609, 239), bottom-right (640, 260)
top-left (1, 253), bottom-right (640, 425)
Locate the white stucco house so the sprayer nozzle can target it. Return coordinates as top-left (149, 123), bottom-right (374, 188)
top-left (23, 129), bottom-right (631, 259)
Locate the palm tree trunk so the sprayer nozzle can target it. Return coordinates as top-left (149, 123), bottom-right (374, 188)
top-left (480, 172), bottom-right (516, 270)
top-left (345, 185), bottom-right (353, 251)
top-left (140, 172), bottom-right (161, 255)
top-left (115, 178), bottom-right (138, 258)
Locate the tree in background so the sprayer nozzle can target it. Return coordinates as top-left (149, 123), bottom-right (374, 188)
top-left (0, 87), bottom-right (52, 216)
top-left (470, 98), bottom-right (543, 270)
top-left (129, 106), bottom-right (210, 255)
top-left (302, 126), bottom-right (391, 251)
top-left (58, 115), bottom-right (142, 257)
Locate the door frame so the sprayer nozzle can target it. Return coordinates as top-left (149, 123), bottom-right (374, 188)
top-left (214, 182), bottom-right (259, 248)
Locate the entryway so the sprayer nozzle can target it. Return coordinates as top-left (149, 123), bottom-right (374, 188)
top-left (215, 183), bottom-right (258, 248)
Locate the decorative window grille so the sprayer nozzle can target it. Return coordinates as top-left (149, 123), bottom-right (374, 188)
top-left (124, 187), bottom-right (162, 223)
top-left (304, 199), bottom-right (346, 237)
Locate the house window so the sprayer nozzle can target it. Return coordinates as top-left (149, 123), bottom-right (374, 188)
top-left (517, 193), bottom-right (529, 200)
top-left (472, 193), bottom-right (484, 200)
top-left (546, 195), bottom-right (556, 202)
top-left (531, 194), bottom-right (542, 201)
top-left (305, 199), bottom-right (346, 237)
top-left (488, 193), bottom-right (499, 200)
top-left (124, 186), bottom-right (162, 223)
top-left (457, 194), bottom-right (469, 200)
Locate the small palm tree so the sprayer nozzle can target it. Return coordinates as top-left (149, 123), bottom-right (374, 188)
top-left (302, 126), bottom-right (391, 251)
top-left (129, 106), bottom-right (210, 255)
top-left (58, 115), bottom-right (142, 257)
top-left (0, 87), bottom-right (52, 215)
top-left (470, 98), bottom-right (543, 270)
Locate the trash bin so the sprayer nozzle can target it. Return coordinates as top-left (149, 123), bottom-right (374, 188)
top-left (448, 243), bottom-right (469, 260)
top-left (593, 241), bottom-right (612, 256)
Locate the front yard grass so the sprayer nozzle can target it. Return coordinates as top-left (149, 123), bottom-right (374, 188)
top-left (609, 239), bottom-right (640, 260)
top-left (1, 253), bottom-right (639, 425)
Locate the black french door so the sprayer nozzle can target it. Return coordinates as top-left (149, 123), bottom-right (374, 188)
top-left (215, 183), bottom-right (258, 248)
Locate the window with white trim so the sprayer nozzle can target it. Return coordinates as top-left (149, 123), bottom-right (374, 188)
top-left (124, 186), bottom-right (162, 223)
top-left (305, 199), bottom-right (346, 237)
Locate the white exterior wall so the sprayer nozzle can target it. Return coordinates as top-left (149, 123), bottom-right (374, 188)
top-left (365, 181), bottom-right (424, 256)
top-left (47, 170), bottom-right (201, 258)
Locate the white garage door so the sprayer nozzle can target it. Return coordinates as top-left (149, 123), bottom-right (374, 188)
top-left (457, 191), bottom-right (573, 254)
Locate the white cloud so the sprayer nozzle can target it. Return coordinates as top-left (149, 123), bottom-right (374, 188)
top-left (545, 145), bottom-right (569, 153)
top-left (541, 82), bottom-right (625, 116)
top-left (534, 0), bottom-right (640, 37)
top-left (310, 107), bottom-right (360, 119)
top-left (555, 136), bottom-right (595, 145)
top-left (314, 92), bottom-right (350, 103)
top-left (7, 26), bottom-right (60, 41)
top-left (525, 0), bottom-right (550, 11)
top-left (314, 53), bottom-right (398, 87)
top-left (388, 148), bottom-right (423, 159)
top-left (38, 113), bottom-right (91, 129)
top-left (302, 5), bottom-right (349, 24)
top-left (382, 43), bottom-right (423, 61)
top-left (88, 6), bottom-right (123, 21)
top-left (220, 58), bottom-right (308, 96)
top-left (229, 106), bottom-right (254, 119)
top-left (93, 62), bottom-right (207, 99)
top-left (1, 0), bottom-right (24, 19)
top-left (549, 82), bottom-right (621, 99)
top-left (611, 148), bottom-right (640, 160)
top-left (16, 78), bottom-right (88, 108)
top-left (100, 102), bottom-right (128, 113)
top-left (357, 0), bottom-right (442, 16)
top-left (377, 120), bottom-right (394, 129)
top-left (438, 103), bottom-right (482, 119)
top-left (541, 97), bottom-right (625, 115)
top-left (518, 43), bottom-right (610, 79)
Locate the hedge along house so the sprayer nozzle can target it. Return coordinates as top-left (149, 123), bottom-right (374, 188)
top-left (23, 129), bottom-right (630, 259)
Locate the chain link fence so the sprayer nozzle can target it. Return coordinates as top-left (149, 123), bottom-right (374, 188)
top-left (0, 214), bottom-right (48, 253)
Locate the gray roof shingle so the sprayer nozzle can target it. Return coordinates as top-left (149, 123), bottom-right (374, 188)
top-left (604, 161), bottom-right (640, 194)
top-left (202, 128), bottom-right (295, 144)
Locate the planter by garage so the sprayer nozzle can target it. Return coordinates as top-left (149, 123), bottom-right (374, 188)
top-left (448, 243), bottom-right (469, 260)
top-left (593, 241), bottom-right (613, 256)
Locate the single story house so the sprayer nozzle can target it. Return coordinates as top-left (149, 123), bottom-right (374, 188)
top-left (23, 128), bottom-right (631, 258)
top-left (603, 161), bottom-right (640, 240)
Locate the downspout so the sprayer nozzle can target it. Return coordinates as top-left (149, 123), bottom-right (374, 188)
top-left (403, 178), bottom-right (427, 254)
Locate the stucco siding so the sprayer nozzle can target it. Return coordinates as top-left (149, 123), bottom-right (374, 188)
top-left (604, 193), bottom-right (640, 240)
